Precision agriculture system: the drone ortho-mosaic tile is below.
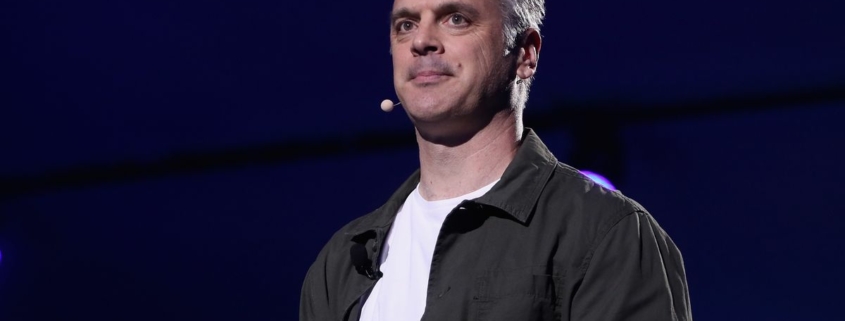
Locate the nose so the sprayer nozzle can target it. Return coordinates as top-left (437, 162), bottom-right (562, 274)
top-left (411, 22), bottom-right (443, 56)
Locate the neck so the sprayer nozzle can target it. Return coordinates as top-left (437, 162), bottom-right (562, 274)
top-left (415, 110), bottom-right (522, 201)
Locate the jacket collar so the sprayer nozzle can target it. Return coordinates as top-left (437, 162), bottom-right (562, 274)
top-left (474, 128), bottom-right (558, 223)
top-left (348, 128), bottom-right (557, 238)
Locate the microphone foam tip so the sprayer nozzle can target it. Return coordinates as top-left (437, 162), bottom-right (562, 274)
top-left (380, 99), bottom-right (394, 112)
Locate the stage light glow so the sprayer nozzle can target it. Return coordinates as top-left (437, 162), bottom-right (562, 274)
top-left (581, 170), bottom-right (616, 190)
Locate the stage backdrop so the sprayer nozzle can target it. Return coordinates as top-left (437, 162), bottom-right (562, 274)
top-left (1, 0), bottom-right (843, 320)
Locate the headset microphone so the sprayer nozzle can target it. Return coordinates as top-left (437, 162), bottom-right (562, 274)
top-left (380, 99), bottom-right (401, 112)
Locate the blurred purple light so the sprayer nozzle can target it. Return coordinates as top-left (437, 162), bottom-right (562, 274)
top-left (581, 170), bottom-right (616, 190)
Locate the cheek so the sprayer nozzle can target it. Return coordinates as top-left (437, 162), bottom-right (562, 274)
top-left (391, 52), bottom-right (407, 78)
top-left (468, 33), bottom-right (501, 75)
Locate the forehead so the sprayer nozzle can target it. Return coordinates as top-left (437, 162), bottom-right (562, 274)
top-left (391, 0), bottom-right (500, 14)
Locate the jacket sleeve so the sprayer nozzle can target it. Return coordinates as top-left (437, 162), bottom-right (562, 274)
top-left (571, 211), bottom-right (692, 321)
top-left (300, 244), bottom-right (332, 321)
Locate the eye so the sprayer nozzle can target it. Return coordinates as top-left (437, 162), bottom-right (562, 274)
top-left (397, 20), bottom-right (416, 32)
top-left (448, 14), bottom-right (468, 26)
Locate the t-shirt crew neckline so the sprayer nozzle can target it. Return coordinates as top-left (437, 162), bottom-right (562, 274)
top-left (409, 179), bottom-right (500, 212)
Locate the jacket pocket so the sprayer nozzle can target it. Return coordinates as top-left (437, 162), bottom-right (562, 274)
top-left (472, 266), bottom-right (562, 320)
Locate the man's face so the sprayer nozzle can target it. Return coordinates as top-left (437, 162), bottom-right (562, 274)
top-left (390, 0), bottom-right (513, 131)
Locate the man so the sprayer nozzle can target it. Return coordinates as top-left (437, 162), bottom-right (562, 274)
top-left (300, 0), bottom-right (692, 320)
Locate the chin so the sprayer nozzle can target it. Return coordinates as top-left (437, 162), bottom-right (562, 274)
top-left (401, 86), bottom-right (465, 117)
top-left (404, 97), bottom-right (457, 122)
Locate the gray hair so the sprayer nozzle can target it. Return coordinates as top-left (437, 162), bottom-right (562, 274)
top-left (501, 0), bottom-right (545, 50)
top-left (500, 0), bottom-right (545, 111)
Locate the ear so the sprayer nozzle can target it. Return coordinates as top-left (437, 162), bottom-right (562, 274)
top-left (515, 28), bottom-right (542, 80)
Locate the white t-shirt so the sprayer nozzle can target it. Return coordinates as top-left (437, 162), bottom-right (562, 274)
top-left (359, 180), bottom-right (498, 321)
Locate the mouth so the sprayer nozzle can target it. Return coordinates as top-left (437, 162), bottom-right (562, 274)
top-left (410, 70), bottom-right (451, 85)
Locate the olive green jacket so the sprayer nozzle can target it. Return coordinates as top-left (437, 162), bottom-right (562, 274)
top-left (300, 129), bottom-right (692, 321)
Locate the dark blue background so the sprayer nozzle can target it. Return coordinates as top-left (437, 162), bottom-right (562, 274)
top-left (1, 0), bottom-right (843, 320)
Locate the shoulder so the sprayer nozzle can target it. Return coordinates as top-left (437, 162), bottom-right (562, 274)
top-left (302, 209), bottom-right (382, 300)
top-left (310, 170), bottom-right (417, 266)
top-left (313, 210), bottom-right (379, 261)
top-left (535, 161), bottom-right (650, 240)
top-left (301, 208), bottom-right (386, 319)
top-left (549, 162), bottom-right (644, 213)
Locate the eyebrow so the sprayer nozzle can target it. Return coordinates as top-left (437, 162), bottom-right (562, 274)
top-left (390, 2), bottom-right (482, 25)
